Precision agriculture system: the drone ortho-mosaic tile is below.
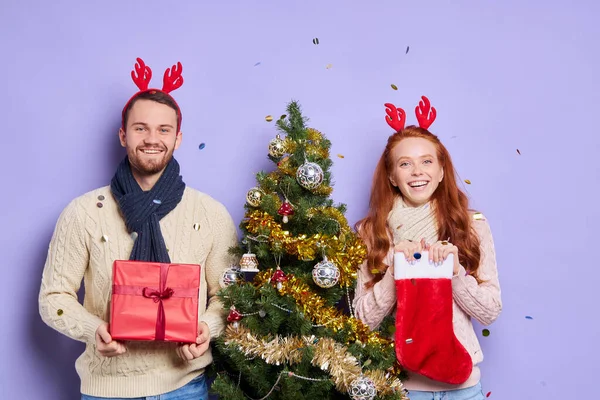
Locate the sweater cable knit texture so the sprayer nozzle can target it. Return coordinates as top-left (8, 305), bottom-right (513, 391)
top-left (353, 199), bottom-right (502, 392)
top-left (39, 186), bottom-right (238, 398)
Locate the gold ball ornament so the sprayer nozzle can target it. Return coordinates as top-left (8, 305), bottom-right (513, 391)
top-left (246, 187), bottom-right (263, 207)
top-left (268, 134), bottom-right (287, 158)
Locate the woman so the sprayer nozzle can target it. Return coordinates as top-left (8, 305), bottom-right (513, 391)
top-left (353, 97), bottom-right (502, 400)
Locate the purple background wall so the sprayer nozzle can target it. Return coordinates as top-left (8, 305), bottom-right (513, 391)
top-left (1, 1), bottom-right (598, 399)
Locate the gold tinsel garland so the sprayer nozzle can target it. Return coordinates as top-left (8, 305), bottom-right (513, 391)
top-left (254, 269), bottom-right (392, 349)
top-left (224, 325), bottom-right (406, 398)
top-left (245, 210), bottom-right (366, 287)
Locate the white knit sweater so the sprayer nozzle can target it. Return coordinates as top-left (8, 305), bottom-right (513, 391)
top-left (38, 186), bottom-right (238, 397)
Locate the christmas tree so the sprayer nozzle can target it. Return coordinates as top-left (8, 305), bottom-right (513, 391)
top-left (209, 101), bottom-right (407, 400)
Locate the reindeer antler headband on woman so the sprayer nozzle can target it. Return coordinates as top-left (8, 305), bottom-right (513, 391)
top-left (384, 95), bottom-right (437, 132)
top-left (121, 57), bottom-right (184, 130)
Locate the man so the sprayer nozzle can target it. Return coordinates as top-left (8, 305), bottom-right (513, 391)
top-left (38, 58), bottom-right (238, 400)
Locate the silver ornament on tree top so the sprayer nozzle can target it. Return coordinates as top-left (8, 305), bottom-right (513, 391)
top-left (296, 160), bottom-right (324, 190)
top-left (219, 266), bottom-right (244, 288)
top-left (348, 375), bottom-right (376, 400)
top-left (268, 134), bottom-right (286, 158)
top-left (246, 187), bottom-right (263, 207)
top-left (312, 256), bottom-right (340, 288)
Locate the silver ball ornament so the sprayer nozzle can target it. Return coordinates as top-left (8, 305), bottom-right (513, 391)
top-left (268, 134), bottom-right (287, 158)
top-left (348, 375), bottom-right (377, 400)
top-left (296, 161), bottom-right (324, 190)
top-left (312, 256), bottom-right (340, 288)
top-left (219, 267), bottom-right (244, 288)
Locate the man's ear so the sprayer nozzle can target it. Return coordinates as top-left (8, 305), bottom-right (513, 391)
top-left (118, 128), bottom-right (126, 147)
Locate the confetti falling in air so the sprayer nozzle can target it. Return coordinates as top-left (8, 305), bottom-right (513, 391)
top-left (464, 179), bottom-right (471, 184)
top-left (254, 62), bottom-right (261, 67)
top-left (312, 38), bottom-right (320, 45)
top-left (198, 143), bottom-right (206, 150)
top-left (337, 154), bottom-right (344, 158)
top-left (326, 63), bottom-right (333, 69)
top-left (405, 338), bottom-right (413, 344)
top-left (57, 309), bottom-right (63, 316)
top-left (482, 329), bottom-right (490, 337)
top-left (406, 46), bottom-right (410, 54)
top-left (517, 149), bottom-right (521, 155)
top-left (486, 392), bottom-right (492, 398)
top-left (473, 212), bottom-right (485, 220)
top-left (279, 114), bottom-right (286, 120)
top-left (525, 316), bottom-right (533, 320)
top-left (265, 115), bottom-right (273, 122)
top-left (391, 84), bottom-right (398, 90)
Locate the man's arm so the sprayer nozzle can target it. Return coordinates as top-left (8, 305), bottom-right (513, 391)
top-left (38, 198), bottom-right (105, 344)
top-left (197, 202), bottom-right (238, 340)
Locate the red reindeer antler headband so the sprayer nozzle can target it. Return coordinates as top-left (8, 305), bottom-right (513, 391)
top-left (121, 57), bottom-right (184, 130)
top-left (384, 95), bottom-right (437, 132)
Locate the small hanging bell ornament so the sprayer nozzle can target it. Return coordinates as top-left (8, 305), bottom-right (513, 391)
top-left (270, 267), bottom-right (288, 291)
top-left (277, 200), bottom-right (294, 223)
top-left (268, 134), bottom-right (287, 158)
top-left (239, 253), bottom-right (259, 272)
top-left (227, 306), bottom-right (243, 329)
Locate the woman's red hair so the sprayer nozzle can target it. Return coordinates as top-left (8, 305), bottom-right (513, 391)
top-left (356, 126), bottom-right (481, 288)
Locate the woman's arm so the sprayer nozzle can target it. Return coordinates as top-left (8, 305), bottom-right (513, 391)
top-left (452, 216), bottom-right (502, 325)
top-left (353, 249), bottom-right (397, 330)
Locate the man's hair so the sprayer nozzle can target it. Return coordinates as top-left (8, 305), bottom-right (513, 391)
top-left (122, 90), bottom-right (181, 130)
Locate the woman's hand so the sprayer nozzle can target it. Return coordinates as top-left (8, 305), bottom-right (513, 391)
top-left (394, 238), bottom-right (427, 264)
top-left (428, 240), bottom-right (460, 275)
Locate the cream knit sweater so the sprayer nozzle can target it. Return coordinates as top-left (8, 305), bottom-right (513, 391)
top-left (38, 186), bottom-right (238, 398)
top-left (353, 211), bottom-right (502, 392)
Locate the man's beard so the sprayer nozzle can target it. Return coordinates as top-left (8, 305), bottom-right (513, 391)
top-left (127, 146), bottom-right (174, 176)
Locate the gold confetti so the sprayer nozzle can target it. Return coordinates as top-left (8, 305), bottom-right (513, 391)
top-left (517, 149), bottom-right (521, 155)
top-left (101, 235), bottom-right (108, 242)
top-left (326, 63), bottom-right (333, 69)
top-left (279, 114), bottom-right (286, 120)
top-left (464, 179), bottom-right (471, 184)
top-left (473, 212), bottom-right (485, 220)
top-left (337, 154), bottom-right (344, 158)
top-left (57, 309), bottom-right (63, 316)
top-left (265, 115), bottom-right (273, 122)
top-left (391, 84), bottom-right (398, 90)
top-left (193, 223), bottom-right (200, 231)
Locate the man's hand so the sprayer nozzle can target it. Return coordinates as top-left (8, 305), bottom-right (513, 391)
top-left (95, 322), bottom-right (127, 357)
top-left (176, 322), bottom-right (211, 361)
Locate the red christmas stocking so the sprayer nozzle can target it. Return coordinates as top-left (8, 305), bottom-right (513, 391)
top-left (393, 252), bottom-right (472, 384)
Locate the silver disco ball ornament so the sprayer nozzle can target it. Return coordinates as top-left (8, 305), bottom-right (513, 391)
top-left (296, 161), bottom-right (324, 190)
top-left (219, 266), bottom-right (244, 288)
top-left (348, 375), bottom-right (377, 400)
top-left (312, 256), bottom-right (340, 288)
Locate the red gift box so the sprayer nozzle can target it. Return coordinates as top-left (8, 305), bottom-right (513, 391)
top-left (110, 260), bottom-right (200, 343)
